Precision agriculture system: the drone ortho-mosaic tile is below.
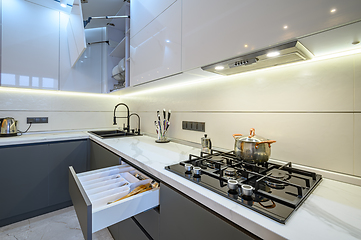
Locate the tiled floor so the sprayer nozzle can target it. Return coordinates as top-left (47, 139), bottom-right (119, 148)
top-left (0, 207), bottom-right (114, 240)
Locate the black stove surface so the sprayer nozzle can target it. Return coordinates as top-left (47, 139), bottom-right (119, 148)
top-left (165, 149), bottom-right (322, 223)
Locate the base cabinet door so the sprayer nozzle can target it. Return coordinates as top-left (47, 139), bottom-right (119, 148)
top-left (49, 140), bottom-right (87, 206)
top-left (109, 218), bottom-right (149, 240)
top-left (90, 141), bottom-right (121, 170)
top-left (69, 164), bottom-right (160, 240)
top-left (0, 144), bottom-right (49, 221)
top-left (159, 184), bottom-right (259, 240)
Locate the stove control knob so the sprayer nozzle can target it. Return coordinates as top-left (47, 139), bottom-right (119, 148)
top-left (193, 167), bottom-right (201, 176)
top-left (184, 163), bottom-right (193, 172)
top-left (241, 184), bottom-right (254, 197)
top-left (227, 179), bottom-right (239, 191)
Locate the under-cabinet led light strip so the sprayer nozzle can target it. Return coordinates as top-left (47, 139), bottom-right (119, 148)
top-left (0, 87), bottom-right (120, 98)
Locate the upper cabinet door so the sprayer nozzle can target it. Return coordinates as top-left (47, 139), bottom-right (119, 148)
top-left (130, 0), bottom-right (177, 38)
top-left (130, 1), bottom-right (181, 86)
top-left (67, 2), bottom-right (87, 67)
top-left (182, 0), bottom-right (361, 72)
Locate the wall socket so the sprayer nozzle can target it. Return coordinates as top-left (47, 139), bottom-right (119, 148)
top-left (27, 117), bottom-right (48, 124)
top-left (182, 121), bottom-right (205, 132)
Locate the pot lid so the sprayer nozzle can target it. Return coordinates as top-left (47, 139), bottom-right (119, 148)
top-left (235, 128), bottom-right (268, 142)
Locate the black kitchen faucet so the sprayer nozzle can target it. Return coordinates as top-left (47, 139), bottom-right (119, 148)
top-left (130, 113), bottom-right (141, 135)
top-left (113, 103), bottom-right (130, 132)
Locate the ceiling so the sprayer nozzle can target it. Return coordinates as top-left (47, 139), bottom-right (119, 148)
top-left (81, 0), bottom-right (128, 31)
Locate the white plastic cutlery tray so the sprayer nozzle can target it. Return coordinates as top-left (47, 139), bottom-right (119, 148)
top-left (69, 164), bottom-right (160, 240)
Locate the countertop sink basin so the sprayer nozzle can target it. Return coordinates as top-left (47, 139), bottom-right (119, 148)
top-left (88, 130), bottom-right (137, 138)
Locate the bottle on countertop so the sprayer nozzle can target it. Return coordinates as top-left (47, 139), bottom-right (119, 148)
top-left (201, 134), bottom-right (212, 154)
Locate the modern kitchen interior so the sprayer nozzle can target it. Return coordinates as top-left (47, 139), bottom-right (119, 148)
top-left (1, 0), bottom-right (361, 239)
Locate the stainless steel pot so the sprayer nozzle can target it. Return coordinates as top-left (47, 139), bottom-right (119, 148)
top-left (233, 128), bottom-right (276, 163)
top-left (0, 117), bottom-right (18, 137)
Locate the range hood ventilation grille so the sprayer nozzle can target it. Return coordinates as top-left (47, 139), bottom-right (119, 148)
top-left (202, 41), bottom-right (313, 76)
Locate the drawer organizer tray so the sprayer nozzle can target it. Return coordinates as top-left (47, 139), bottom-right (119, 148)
top-left (69, 164), bottom-right (159, 240)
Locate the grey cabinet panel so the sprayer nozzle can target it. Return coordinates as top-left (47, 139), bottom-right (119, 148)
top-left (69, 166), bottom-right (92, 240)
top-left (116, 218), bottom-right (149, 240)
top-left (49, 140), bottom-right (88, 206)
top-left (159, 185), bottom-right (259, 240)
top-left (90, 141), bottom-right (120, 170)
top-left (134, 208), bottom-right (159, 240)
top-left (0, 139), bottom-right (88, 226)
top-left (108, 223), bottom-right (119, 240)
top-left (0, 144), bottom-right (49, 220)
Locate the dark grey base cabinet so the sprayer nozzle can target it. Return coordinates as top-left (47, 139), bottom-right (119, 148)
top-left (89, 140), bottom-right (121, 170)
top-left (108, 208), bottom-right (159, 240)
top-left (0, 140), bottom-right (87, 227)
top-left (159, 184), bottom-right (259, 240)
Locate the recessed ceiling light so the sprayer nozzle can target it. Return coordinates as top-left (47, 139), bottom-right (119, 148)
top-left (166, 40), bottom-right (170, 43)
top-left (266, 51), bottom-right (280, 57)
top-left (244, 44), bottom-right (248, 48)
top-left (215, 66), bottom-right (225, 70)
top-left (283, 25), bottom-right (288, 29)
top-left (330, 9), bottom-right (336, 13)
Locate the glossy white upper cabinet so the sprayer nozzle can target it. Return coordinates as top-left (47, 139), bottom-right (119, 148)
top-left (182, 0), bottom-right (361, 71)
top-left (1, 0), bottom-right (59, 90)
top-left (130, 1), bottom-right (181, 86)
top-left (130, 0), bottom-right (177, 38)
top-left (67, 2), bottom-right (87, 67)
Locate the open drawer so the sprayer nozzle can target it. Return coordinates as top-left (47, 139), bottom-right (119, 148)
top-left (69, 164), bottom-right (160, 240)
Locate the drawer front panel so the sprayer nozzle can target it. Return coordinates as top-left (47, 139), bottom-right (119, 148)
top-left (69, 166), bottom-right (92, 240)
top-left (69, 164), bottom-right (160, 240)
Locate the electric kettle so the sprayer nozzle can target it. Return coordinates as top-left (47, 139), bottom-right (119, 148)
top-left (0, 117), bottom-right (18, 137)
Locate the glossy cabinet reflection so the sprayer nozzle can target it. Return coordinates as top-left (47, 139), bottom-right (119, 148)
top-left (130, 0), bottom-right (181, 86)
top-left (130, 0), bottom-right (177, 38)
top-left (1, 0), bottom-right (59, 89)
top-left (181, 0), bottom-right (361, 71)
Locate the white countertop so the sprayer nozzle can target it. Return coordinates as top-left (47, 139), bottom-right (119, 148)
top-left (1, 132), bottom-right (361, 239)
top-left (91, 135), bottom-right (361, 240)
top-left (0, 131), bottom-right (88, 146)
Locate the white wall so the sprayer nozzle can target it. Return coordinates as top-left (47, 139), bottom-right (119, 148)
top-left (117, 52), bottom-right (361, 178)
top-left (0, 87), bottom-right (123, 133)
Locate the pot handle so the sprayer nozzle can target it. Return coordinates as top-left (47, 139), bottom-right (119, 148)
top-left (232, 134), bottom-right (243, 139)
top-left (249, 128), bottom-right (256, 138)
top-left (255, 140), bottom-right (276, 149)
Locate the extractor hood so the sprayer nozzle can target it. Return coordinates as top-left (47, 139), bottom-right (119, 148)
top-left (201, 40), bottom-right (313, 76)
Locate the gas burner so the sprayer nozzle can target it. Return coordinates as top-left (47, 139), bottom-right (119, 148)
top-left (204, 156), bottom-right (228, 169)
top-left (264, 169), bottom-right (291, 189)
top-left (270, 170), bottom-right (288, 179)
top-left (224, 167), bottom-right (236, 176)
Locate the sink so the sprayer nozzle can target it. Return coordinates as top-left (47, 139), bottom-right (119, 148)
top-left (88, 130), bottom-right (137, 138)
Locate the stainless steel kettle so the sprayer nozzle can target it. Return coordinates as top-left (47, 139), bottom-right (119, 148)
top-left (0, 117), bottom-right (18, 137)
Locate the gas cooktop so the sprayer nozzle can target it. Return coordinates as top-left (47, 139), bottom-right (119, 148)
top-left (165, 149), bottom-right (322, 223)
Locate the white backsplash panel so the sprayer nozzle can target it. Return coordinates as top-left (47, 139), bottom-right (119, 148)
top-left (0, 88), bottom-right (122, 132)
top-left (355, 54), bottom-right (361, 111)
top-left (355, 114), bottom-right (361, 176)
top-left (121, 52), bottom-right (361, 177)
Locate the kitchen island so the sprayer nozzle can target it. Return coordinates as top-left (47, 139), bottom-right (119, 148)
top-left (1, 132), bottom-right (361, 239)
